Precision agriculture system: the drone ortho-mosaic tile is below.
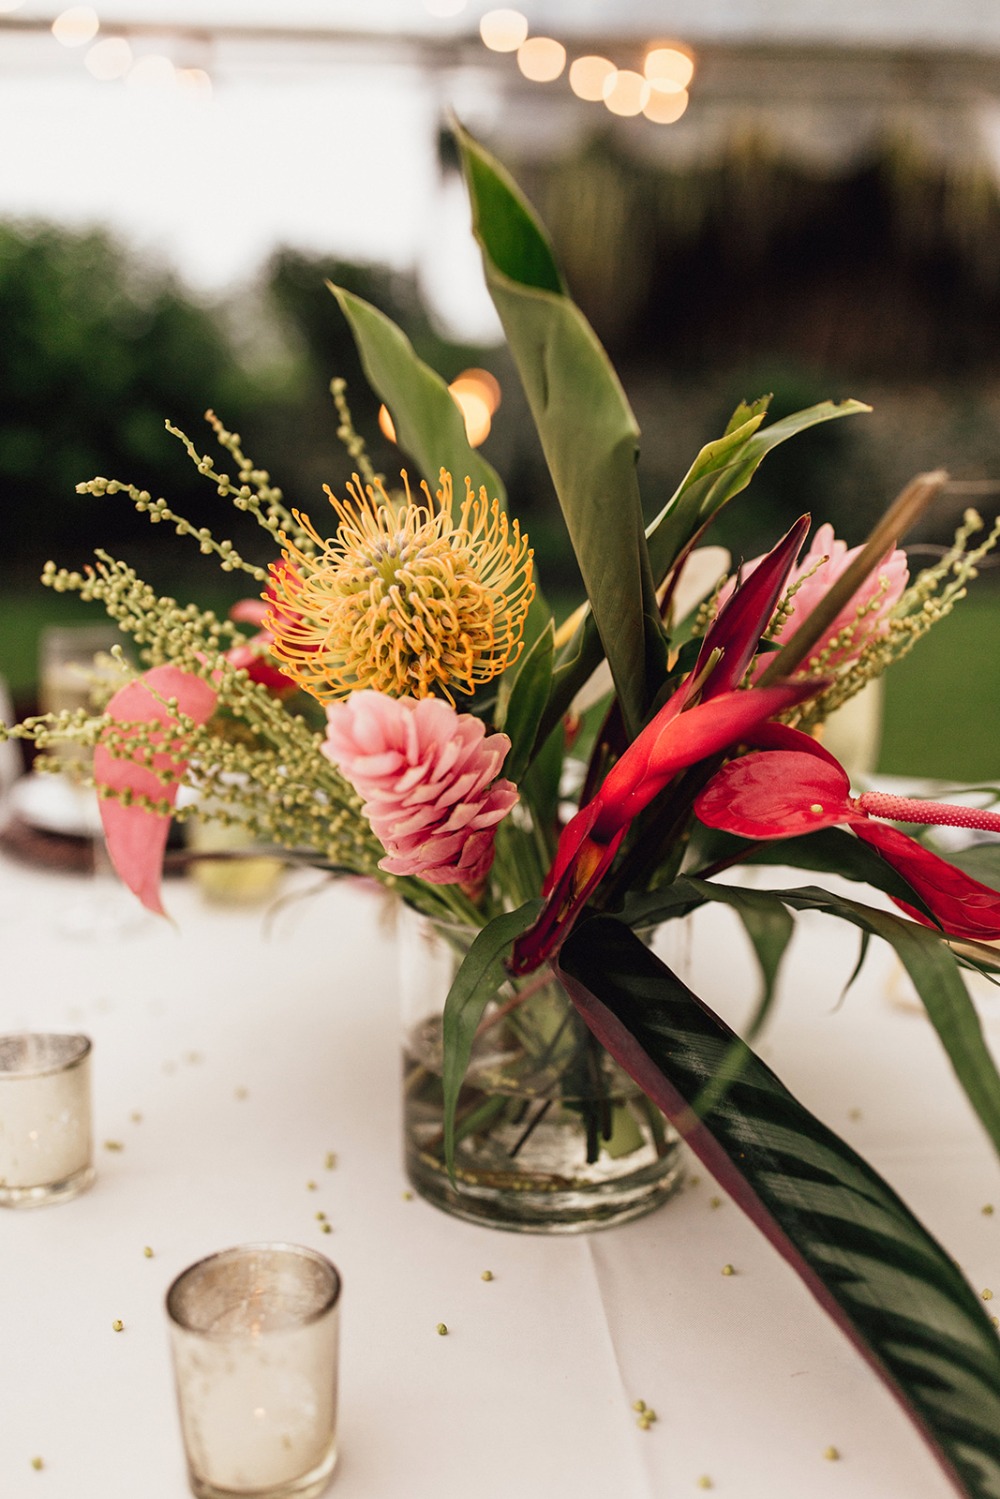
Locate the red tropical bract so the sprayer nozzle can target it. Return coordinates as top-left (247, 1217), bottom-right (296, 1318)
top-left (694, 726), bottom-right (1000, 941)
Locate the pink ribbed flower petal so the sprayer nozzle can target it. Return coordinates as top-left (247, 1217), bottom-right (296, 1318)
top-left (322, 691), bottom-right (516, 888)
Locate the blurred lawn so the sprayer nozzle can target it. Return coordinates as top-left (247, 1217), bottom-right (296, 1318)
top-left (2, 586), bottom-right (998, 782)
top-left (879, 593), bottom-right (1000, 783)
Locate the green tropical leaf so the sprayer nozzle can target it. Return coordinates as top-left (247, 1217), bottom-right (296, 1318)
top-left (688, 823), bottom-right (938, 920)
top-left (556, 915), bottom-right (1000, 1499)
top-left (441, 900), bottom-right (543, 1181)
top-left (456, 122), bottom-right (666, 740)
top-left (495, 620), bottom-right (554, 783)
top-left (328, 282), bottom-right (504, 504)
top-left (730, 882), bottom-right (1000, 1162)
top-left (647, 399), bottom-right (871, 582)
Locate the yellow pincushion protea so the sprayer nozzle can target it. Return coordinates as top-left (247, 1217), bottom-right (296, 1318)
top-left (263, 469), bottom-right (534, 703)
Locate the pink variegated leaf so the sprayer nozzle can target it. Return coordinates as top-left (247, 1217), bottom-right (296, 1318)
top-left (94, 665), bottom-right (217, 916)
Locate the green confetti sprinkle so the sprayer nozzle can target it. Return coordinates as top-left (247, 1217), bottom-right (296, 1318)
top-left (436, 1323), bottom-right (448, 1336)
top-left (112, 1319), bottom-right (124, 1332)
top-left (480, 1270), bottom-right (494, 1282)
top-left (824, 1446), bottom-right (840, 1461)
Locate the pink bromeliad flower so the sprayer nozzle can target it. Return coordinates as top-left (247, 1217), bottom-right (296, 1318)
top-left (694, 724), bottom-right (1000, 941)
top-left (322, 691), bottom-right (518, 890)
top-left (719, 522), bottom-right (908, 674)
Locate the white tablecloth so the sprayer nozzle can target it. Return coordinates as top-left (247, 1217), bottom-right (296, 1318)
top-left (2, 849), bottom-right (999, 1499)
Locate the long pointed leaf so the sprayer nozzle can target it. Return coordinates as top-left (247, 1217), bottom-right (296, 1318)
top-left (556, 915), bottom-right (1000, 1499)
top-left (441, 900), bottom-right (542, 1180)
top-left (329, 282), bottom-right (505, 504)
top-left (647, 399), bottom-right (871, 581)
top-left (456, 123), bottom-right (665, 739)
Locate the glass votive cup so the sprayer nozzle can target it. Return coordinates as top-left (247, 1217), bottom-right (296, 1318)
top-left (166, 1243), bottom-right (342, 1499)
top-left (0, 1032), bottom-right (95, 1207)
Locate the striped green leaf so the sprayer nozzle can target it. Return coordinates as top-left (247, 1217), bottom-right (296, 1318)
top-left (556, 915), bottom-right (1000, 1499)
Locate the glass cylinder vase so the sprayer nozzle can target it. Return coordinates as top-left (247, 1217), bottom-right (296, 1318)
top-left (399, 908), bottom-right (684, 1233)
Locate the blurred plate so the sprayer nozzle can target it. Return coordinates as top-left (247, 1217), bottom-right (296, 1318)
top-left (7, 773), bottom-right (103, 839)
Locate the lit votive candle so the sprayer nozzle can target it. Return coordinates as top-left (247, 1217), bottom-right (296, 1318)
top-left (0, 1032), bottom-right (95, 1207)
top-left (167, 1243), bottom-right (341, 1499)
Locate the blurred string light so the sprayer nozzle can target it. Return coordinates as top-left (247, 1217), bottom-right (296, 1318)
top-left (379, 368), bottom-right (501, 449)
top-left (569, 55), bottom-right (616, 103)
top-left (480, 17), bottom-right (695, 126)
top-left (126, 53), bottom-right (176, 91)
top-left (84, 35), bottom-right (132, 80)
top-left (52, 6), bottom-right (99, 46)
top-left (0, 0), bottom-right (26, 14)
top-left (479, 9), bottom-right (528, 53)
top-left (45, 5), bottom-right (214, 95)
top-left (517, 36), bottom-right (565, 84)
top-left (177, 66), bottom-right (212, 98)
top-left (643, 87), bottom-right (689, 124)
top-left (644, 43), bottom-right (695, 93)
top-left (602, 69), bottom-right (649, 117)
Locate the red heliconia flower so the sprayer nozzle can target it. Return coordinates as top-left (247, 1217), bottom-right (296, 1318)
top-left (510, 517), bottom-right (824, 975)
top-left (95, 665), bottom-right (218, 916)
top-left (510, 680), bottom-right (818, 975)
top-left (694, 725), bottom-right (1000, 941)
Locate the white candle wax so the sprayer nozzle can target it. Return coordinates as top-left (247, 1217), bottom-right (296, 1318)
top-left (0, 1034), bottom-right (94, 1206)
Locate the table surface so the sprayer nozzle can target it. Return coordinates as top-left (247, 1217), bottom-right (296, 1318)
top-left (2, 842), bottom-right (999, 1499)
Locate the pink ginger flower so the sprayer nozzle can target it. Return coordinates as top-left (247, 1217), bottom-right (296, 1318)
top-left (322, 691), bottom-right (518, 889)
top-left (719, 522), bottom-right (908, 673)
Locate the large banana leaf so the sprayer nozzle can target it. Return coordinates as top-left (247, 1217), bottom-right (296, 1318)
top-left (556, 914), bottom-right (1000, 1499)
top-left (456, 123), bottom-right (665, 740)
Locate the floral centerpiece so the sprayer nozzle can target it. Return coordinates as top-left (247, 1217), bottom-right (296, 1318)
top-left (6, 125), bottom-right (1000, 1495)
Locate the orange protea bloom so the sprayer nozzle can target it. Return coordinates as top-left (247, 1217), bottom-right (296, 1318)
top-left (263, 469), bottom-right (534, 703)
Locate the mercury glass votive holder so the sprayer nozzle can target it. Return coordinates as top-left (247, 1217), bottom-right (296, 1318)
top-left (0, 1033), bottom-right (95, 1208)
top-left (166, 1244), bottom-right (341, 1499)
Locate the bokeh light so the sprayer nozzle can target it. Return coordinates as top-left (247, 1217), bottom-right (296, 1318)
top-left (125, 54), bottom-right (176, 91)
top-left (643, 87), bottom-right (689, 124)
top-left (479, 9), bottom-right (527, 53)
top-left (51, 6), bottom-right (100, 47)
top-left (0, 0), bottom-right (27, 14)
top-left (176, 67), bottom-right (212, 98)
top-left (602, 69), bottom-right (650, 118)
top-left (449, 368), bottom-right (502, 416)
top-left (517, 37), bottom-right (566, 84)
top-left (379, 370), bottom-right (500, 449)
top-left (83, 36), bottom-right (132, 80)
top-left (568, 55), bottom-right (617, 103)
top-left (644, 44), bottom-right (695, 93)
